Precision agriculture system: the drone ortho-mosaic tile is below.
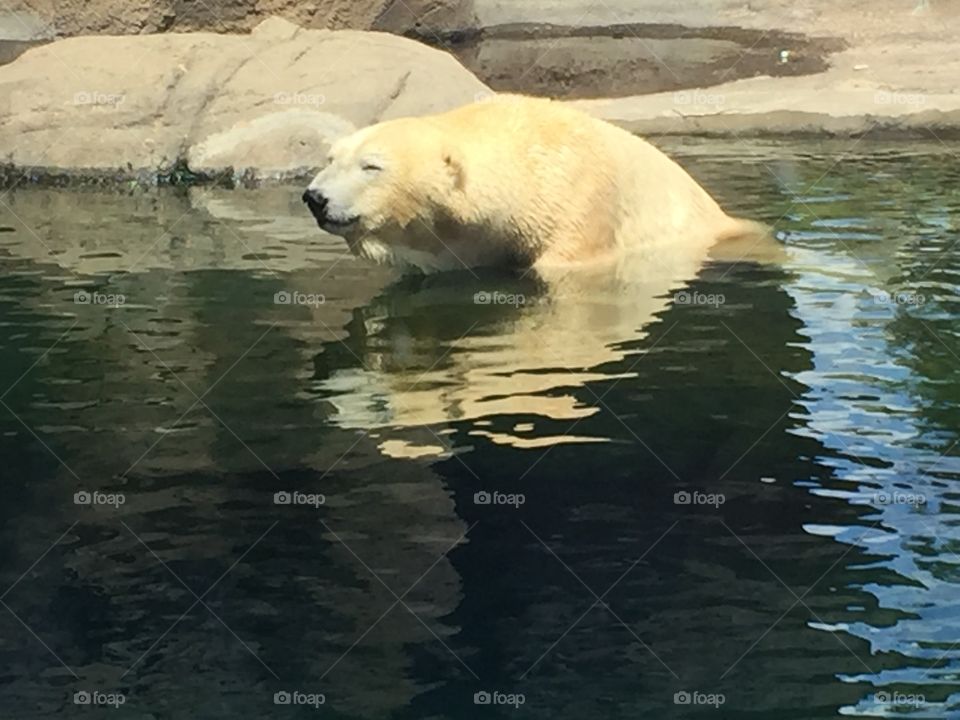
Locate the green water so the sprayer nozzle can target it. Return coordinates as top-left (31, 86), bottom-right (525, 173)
top-left (0, 139), bottom-right (959, 718)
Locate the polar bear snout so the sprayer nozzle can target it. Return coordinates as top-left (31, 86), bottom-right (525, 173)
top-left (302, 183), bottom-right (362, 235)
top-left (302, 188), bottom-right (329, 222)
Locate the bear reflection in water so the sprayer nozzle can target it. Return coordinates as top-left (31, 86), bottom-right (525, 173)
top-left (320, 233), bottom-right (781, 459)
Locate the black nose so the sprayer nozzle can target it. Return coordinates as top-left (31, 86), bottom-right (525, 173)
top-left (302, 188), bottom-right (329, 224)
top-left (302, 188), bottom-right (327, 206)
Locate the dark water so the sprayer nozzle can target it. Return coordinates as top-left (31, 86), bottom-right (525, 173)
top-left (1, 139), bottom-right (959, 719)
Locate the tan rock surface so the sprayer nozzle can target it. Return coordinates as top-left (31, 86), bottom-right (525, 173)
top-left (0, 17), bottom-right (489, 181)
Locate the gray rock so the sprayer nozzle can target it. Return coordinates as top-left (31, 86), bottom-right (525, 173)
top-left (6, 0), bottom-right (476, 37)
top-left (0, 17), bottom-right (489, 182)
top-left (373, 0), bottom-right (477, 35)
top-left (0, 10), bottom-right (52, 66)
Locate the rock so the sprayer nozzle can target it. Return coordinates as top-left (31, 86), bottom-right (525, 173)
top-left (187, 110), bottom-right (356, 182)
top-left (6, 0), bottom-right (476, 37)
top-left (5, 0), bottom-right (170, 36)
top-left (0, 9), bottom-right (52, 66)
top-left (373, 0), bottom-right (478, 35)
top-left (0, 17), bottom-right (489, 182)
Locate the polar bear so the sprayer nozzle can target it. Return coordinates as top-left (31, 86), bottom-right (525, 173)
top-left (302, 94), bottom-right (762, 273)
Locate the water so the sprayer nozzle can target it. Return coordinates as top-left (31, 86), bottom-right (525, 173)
top-left (0, 139), bottom-right (959, 719)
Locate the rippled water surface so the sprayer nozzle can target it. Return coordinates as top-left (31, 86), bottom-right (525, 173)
top-left (1, 139), bottom-right (959, 719)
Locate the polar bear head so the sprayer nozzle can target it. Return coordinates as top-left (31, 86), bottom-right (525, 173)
top-left (302, 118), bottom-right (466, 249)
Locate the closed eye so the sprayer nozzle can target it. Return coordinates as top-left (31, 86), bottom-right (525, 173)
top-left (362, 162), bottom-right (383, 172)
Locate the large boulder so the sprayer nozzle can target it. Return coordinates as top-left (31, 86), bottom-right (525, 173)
top-left (0, 17), bottom-right (489, 182)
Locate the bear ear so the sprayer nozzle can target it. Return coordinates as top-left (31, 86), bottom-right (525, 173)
top-left (443, 148), bottom-right (466, 192)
